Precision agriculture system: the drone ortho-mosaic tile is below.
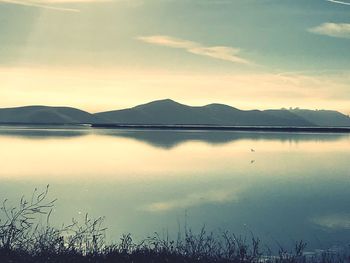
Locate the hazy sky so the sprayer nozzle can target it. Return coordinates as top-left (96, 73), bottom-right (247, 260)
top-left (0, 0), bottom-right (349, 113)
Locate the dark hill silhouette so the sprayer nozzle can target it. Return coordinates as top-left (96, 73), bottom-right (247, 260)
top-left (0, 106), bottom-right (105, 124)
top-left (289, 109), bottom-right (350, 127)
top-left (96, 99), bottom-right (211, 125)
top-left (1, 100), bottom-right (349, 127)
top-left (95, 99), bottom-right (314, 126)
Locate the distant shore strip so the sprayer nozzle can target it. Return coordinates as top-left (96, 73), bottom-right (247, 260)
top-left (91, 124), bottom-right (350, 133)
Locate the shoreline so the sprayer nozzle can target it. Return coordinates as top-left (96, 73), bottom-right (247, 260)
top-left (1, 123), bottom-right (350, 133)
top-left (91, 124), bottom-right (350, 133)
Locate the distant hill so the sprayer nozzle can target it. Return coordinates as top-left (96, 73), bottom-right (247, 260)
top-left (289, 109), bottom-right (350, 127)
top-left (1, 100), bottom-right (349, 127)
top-left (0, 106), bottom-right (104, 124)
top-left (95, 99), bottom-right (315, 127)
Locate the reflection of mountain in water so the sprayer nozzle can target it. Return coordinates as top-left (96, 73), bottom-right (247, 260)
top-left (0, 126), bottom-right (348, 147)
top-left (0, 127), bottom-right (89, 139)
top-left (100, 130), bottom-right (349, 149)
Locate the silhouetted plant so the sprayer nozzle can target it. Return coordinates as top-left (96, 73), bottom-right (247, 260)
top-left (0, 185), bottom-right (55, 251)
top-left (65, 213), bottom-right (106, 255)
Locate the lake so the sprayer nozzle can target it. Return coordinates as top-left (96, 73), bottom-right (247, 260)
top-left (0, 126), bottom-right (349, 252)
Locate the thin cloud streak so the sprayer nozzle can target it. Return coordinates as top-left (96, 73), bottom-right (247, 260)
top-left (309, 23), bottom-right (350, 39)
top-left (33, 0), bottom-right (111, 2)
top-left (326, 0), bottom-right (350, 6)
top-left (138, 35), bottom-right (252, 65)
top-left (0, 0), bottom-right (80, 12)
top-left (0, 0), bottom-right (116, 12)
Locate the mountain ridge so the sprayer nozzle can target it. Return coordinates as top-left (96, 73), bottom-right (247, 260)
top-left (0, 99), bottom-right (349, 127)
top-left (95, 99), bottom-right (315, 127)
top-left (0, 105), bottom-right (105, 124)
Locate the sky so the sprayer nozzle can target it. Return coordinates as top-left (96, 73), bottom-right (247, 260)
top-left (0, 0), bottom-right (349, 114)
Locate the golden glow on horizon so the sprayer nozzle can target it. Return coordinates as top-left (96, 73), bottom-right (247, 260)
top-left (1, 66), bottom-right (350, 115)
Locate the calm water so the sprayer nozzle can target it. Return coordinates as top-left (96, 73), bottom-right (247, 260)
top-left (0, 126), bottom-right (349, 251)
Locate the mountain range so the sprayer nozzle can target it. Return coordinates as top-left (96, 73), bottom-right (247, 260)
top-left (0, 99), bottom-right (349, 127)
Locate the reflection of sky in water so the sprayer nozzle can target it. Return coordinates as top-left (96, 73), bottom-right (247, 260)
top-left (311, 214), bottom-right (350, 230)
top-left (0, 126), bottom-right (349, 251)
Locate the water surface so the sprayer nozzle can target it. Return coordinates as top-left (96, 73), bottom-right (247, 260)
top-left (0, 126), bottom-right (349, 251)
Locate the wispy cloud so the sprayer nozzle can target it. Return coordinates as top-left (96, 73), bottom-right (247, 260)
top-left (137, 35), bottom-right (252, 65)
top-left (0, 0), bottom-right (114, 12)
top-left (309, 23), bottom-right (350, 39)
top-left (1, 0), bottom-right (111, 3)
top-left (326, 0), bottom-right (350, 6)
top-left (0, 0), bottom-right (80, 12)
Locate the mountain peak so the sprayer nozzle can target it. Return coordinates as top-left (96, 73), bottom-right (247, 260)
top-left (149, 99), bottom-right (179, 104)
top-left (158, 98), bottom-right (176, 103)
top-left (134, 99), bottom-right (186, 110)
top-left (204, 103), bottom-right (239, 111)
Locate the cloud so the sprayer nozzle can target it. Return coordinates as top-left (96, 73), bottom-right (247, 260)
top-left (0, 0), bottom-right (115, 12)
top-left (0, 0), bottom-right (80, 12)
top-left (137, 35), bottom-right (252, 65)
top-left (326, 0), bottom-right (350, 6)
top-left (1, 0), bottom-right (111, 3)
top-left (309, 23), bottom-right (350, 39)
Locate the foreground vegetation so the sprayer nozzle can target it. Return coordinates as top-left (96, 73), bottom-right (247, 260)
top-left (0, 186), bottom-right (349, 263)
